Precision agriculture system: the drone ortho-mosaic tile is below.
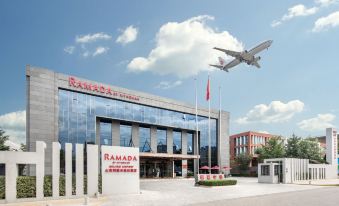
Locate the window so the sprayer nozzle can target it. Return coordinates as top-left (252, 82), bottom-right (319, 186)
top-left (261, 165), bottom-right (270, 176)
top-left (139, 127), bottom-right (151, 152)
top-left (274, 165), bottom-right (279, 176)
top-left (187, 132), bottom-right (194, 155)
top-left (173, 131), bottom-right (182, 154)
top-left (120, 124), bottom-right (132, 147)
top-left (100, 122), bottom-right (112, 146)
top-left (157, 129), bottom-right (167, 153)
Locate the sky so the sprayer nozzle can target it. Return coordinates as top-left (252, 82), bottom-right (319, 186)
top-left (1, 0), bottom-right (339, 146)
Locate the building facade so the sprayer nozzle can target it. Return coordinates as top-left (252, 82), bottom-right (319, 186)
top-left (230, 131), bottom-right (273, 170)
top-left (26, 66), bottom-right (230, 177)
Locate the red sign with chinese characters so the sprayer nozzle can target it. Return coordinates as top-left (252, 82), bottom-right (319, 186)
top-left (103, 153), bottom-right (138, 174)
top-left (198, 174), bottom-right (225, 181)
top-left (69, 76), bottom-right (140, 101)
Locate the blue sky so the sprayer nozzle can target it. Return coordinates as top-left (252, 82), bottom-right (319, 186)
top-left (1, 0), bottom-right (339, 145)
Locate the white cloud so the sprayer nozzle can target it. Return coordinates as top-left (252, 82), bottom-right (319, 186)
top-left (316, 0), bottom-right (338, 7)
top-left (258, 131), bottom-right (270, 134)
top-left (4, 140), bottom-right (21, 151)
top-left (64, 46), bottom-right (75, 54)
top-left (127, 15), bottom-right (243, 78)
top-left (312, 11), bottom-right (339, 32)
top-left (93, 46), bottom-right (109, 56)
top-left (0, 110), bottom-right (26, 145)
top-left (236, 100), bottom-right (304, 124)
top-left (272, 4), bottom-right (318, 27)
top-left (156, 80), bottom-right (182, 89)
top-left (75, 32), bottom-right (112, 44)
top-left (298, 113), bottom-right (335, 131)
top-left (116, 25), bottom-right (138, 45)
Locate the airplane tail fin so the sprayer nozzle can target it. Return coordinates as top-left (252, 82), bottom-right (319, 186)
top-left (209, 57), bottom-right (229, 72)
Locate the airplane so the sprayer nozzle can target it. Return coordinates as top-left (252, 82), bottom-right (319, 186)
top-left (209, 40), bottom-right (273, 72)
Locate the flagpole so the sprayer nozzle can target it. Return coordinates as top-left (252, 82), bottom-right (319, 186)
top-left (195, 77), bottom-right (199, 181)
top-left (208, 74), bottom-right (211, 174)
top-left (218, 85), bottom-right (221, 174)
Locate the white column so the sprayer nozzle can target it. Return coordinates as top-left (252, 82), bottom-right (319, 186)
top-left (65, 143), bottom-right (73, 197)
top-left (36, 141), bottom-right (46, 200)
top-left (76, 144), bottom-right (84, 196)
top-left (52, 142), bottom-right (60, 198)
top-left (87, 144), bottom-right (98, 196)
top-left (5, 163), bottom-right (17, 202)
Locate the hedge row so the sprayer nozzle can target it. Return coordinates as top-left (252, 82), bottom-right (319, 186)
top-left (0, 175), bottom-right (102, 199)
top-left (197, 179), bottom-right (237, 186)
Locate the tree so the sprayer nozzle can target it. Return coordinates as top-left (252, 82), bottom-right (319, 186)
top-left (234, 153), bottom-right (253, 173)
top-left (286, 134), bottom-right (301, 158)
top-left (286, 134), bottom-right (324, 163)
top-left (0, 129), bottom-right (10, 151)
top-left (298, 139), bottom-right (324, 163)
top-left (255, 136), bottom-right (285, 162)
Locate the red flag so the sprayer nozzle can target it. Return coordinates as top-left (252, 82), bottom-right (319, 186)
top-left (206, 76), bottom-right (210, 101)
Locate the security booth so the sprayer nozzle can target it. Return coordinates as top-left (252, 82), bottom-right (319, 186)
top-left (258, 162), bottom-right (280, 184)
top-left (258, 158), bottom-right (337, 184)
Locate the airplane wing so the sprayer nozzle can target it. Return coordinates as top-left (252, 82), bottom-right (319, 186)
top-left (248, 40), bottom-right (273, 55)
top-left (224, 59), bottom-right (241, 70)
top-left (252, 61), bottom-right (261, 68)
top-left (209, 64), bottom-right (224, 69)
top-left (213, 47), bottom-right (240, 58)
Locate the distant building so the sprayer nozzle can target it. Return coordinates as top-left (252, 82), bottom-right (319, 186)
top-left (230, 131), bottom-right (273, 173)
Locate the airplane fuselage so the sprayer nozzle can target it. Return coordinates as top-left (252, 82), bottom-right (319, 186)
top-left (211, 40), bottom-right (272, 70)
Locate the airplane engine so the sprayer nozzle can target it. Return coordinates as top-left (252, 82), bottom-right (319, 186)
top-left (255, 56), bottom-right (261, 61)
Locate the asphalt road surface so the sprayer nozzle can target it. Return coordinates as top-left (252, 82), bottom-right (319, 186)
top-left (190, 186), bottom-right (339, 206)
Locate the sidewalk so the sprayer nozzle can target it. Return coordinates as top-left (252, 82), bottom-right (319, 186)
top-left (2, 197), bottom-right (109, 206)
top-left (295, 178), bottom-right (339, 186)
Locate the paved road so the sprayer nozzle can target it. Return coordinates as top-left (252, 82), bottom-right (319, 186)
top-left (191, 186), bottom-right (339, 206)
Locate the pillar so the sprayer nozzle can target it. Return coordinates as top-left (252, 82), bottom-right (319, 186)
top-left (132, 123), bottom-right (139, 148)
top-left (76, 144), bottom-right (84, 196)
top-left (166, 128), bottom-right (173, 154)
top-left (5, 163), bottom-right (17, 202)
top-left (87, 144), bottom-right (98, 197)
top-left (35, 141), bottom-right (46, 200)
top-left (52, 142), bottom-right (60, 198)
top-left (65, 143), bottom-right (72, 197)
top-left (112, 120), bottom-right (120, 146)
top-left (150, 126), bottom-right (157, 153)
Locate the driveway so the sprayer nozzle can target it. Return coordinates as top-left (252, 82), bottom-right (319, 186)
top-left (104, 177), bottom-right (325, 206)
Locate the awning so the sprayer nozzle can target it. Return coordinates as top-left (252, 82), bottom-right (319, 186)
top-left (139, 152), bottom-right (199, 160)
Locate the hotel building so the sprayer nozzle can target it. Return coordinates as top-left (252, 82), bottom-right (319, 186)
top-left (26, 66), bottom-right (230, 177)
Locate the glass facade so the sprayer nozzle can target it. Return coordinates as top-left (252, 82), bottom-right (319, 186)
top-left (120, 124), bottom-right (132, 147)
top-left (173, 131), bottom-right (182, 154)
top-left (139, 127), bottom-right (151, 152)
top-left (187, 132), bottom-right (193, 155)
top-left (157, 129), bottom-right (167, 153)
top-left (58, 89), bottom-right (218, 167)
top-left (99, 122), bottom-right (112, 146)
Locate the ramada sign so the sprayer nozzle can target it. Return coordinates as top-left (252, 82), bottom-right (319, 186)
top-left (103, 154), bottom-right (138, 173)
top-left (69, 76), bottom-right (140, 101)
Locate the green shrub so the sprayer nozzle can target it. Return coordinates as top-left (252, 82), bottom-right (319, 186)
top-left (0, 175), bottom-right (102, 199)
top-left (197, 179), bottom-right (237, 186)
top-left (16, 176), bottom-right (36, 198)
top-left (0, 176), bottom-right (5, 199)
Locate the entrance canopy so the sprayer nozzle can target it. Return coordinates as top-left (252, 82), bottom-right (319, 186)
top-left (140, 152), bottom-right (199, 160)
